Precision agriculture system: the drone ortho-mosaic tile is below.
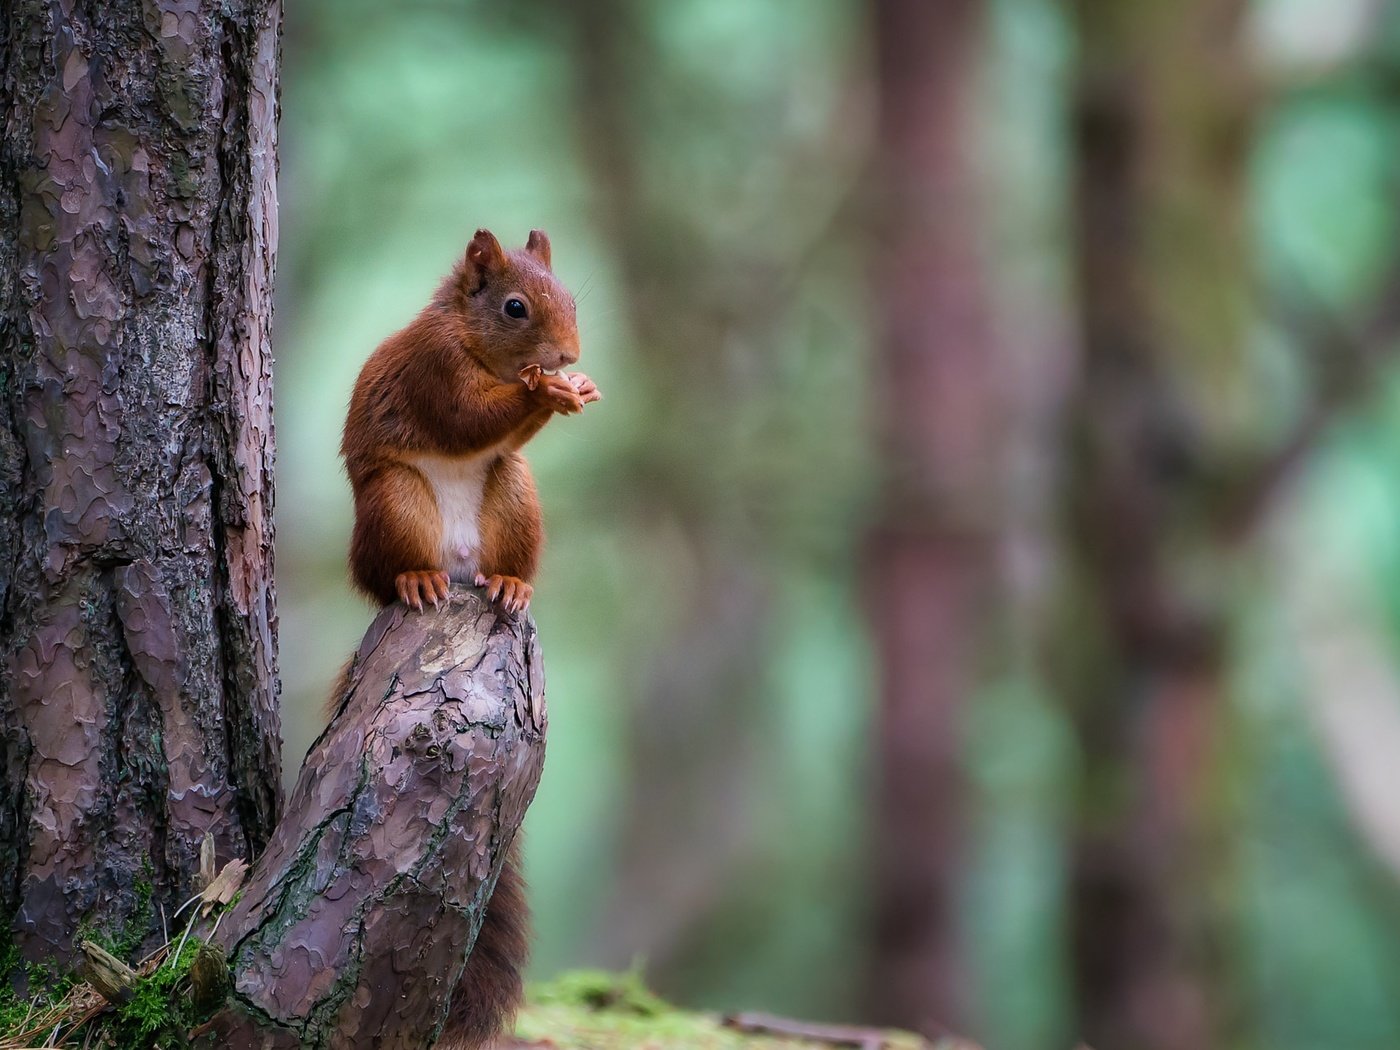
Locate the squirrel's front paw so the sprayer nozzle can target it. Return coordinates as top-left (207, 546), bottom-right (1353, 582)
top-left (530, 372), bottom-right (584, 415)
top-left (395, 570), bottom-right (450, 611)
top-left (474, 573), bottom-right (533, 614)
top-left (565, 372), bottom-right (602, 405)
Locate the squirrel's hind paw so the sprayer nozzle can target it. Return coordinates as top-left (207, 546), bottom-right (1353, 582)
top-left (395, 570), bottom-right (451, 610)
top-left (474, 573), bottom-right (533, 615)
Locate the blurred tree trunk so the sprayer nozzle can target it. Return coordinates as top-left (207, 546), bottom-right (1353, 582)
top-left (1061, 1), bottom-right (1252, 1047)
top-left (0, 0), bottom-right (282, 969)
top-left (554, 0), bottom-right (782, 982)
top-left (864, 0), bottom-right (1003, 1035)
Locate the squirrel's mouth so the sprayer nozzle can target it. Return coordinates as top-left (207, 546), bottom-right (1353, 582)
top-left (517, 362), bottom-right (567, 390)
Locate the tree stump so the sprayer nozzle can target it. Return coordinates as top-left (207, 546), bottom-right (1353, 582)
top-left (197, 589), bottom-right (547, 1049)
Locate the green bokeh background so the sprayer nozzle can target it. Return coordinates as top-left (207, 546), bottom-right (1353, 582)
top-left (271, 2), bottom-right (1400, 1047)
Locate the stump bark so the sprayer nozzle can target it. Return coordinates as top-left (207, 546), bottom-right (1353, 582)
top-left (198, 588), bottom-right (548, 1049)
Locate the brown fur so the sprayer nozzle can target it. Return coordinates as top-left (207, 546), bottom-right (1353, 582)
top-left (479, 454), bottom-right (543, 582)
top-left (336, 229), bottom-right (597, 1046)
top-left (437, 842), bottom-right (530, 1049)
top-left (341, 227), bottom-right (588, 606)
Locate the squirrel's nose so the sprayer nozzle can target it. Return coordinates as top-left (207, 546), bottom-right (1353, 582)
top-left (537, 340), bottom-right (578, 371)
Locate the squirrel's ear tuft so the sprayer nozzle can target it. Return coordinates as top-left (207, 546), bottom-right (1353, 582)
top-left (525, 229), bottom-right (552, 270)
top-left (465, 229), bottom-right (506, 289)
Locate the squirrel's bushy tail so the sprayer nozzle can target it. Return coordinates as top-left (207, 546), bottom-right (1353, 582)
top-left (438, 841), bottom-right (530, 1049)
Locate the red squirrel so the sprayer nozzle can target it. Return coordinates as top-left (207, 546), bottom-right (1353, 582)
top-left (339, 228), bottom-right (599, 1048)
top-left (342, 225), bottom-right (599, 615)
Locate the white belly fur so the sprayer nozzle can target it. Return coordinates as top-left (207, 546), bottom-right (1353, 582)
top-left (407, 451), bottom-right (497, 581)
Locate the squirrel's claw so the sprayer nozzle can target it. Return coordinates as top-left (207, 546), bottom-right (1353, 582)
top-left (395, 570), bottom-right (450, 611)
top-left (476, 573), bottom-right (533, 615)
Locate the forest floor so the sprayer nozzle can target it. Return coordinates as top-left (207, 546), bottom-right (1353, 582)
top-left (0, 954), bottom-right (962, 1049)
top-left (508, 971), bottom-right (969, 1050)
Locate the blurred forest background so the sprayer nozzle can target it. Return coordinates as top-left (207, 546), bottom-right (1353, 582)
top-left (272, 1), bottom-right (1400, 1048)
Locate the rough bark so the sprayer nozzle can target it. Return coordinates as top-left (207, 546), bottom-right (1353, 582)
top-left (199, 589), bottom-right (546, 1049)
top-left (863, 0), bottom-right (1003, 1034)
top-left (0, 0), bottom-right (282, 968)
top-left (1060, 1), bottom-right (1252, 1047)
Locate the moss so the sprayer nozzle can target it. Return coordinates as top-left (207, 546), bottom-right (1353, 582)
top-left (529, 967), bottom-right (670, 1016)
top-left (119, 870), bottom-right (157, 958)
top-left (0, 936), bottom-right (222, 1049)
top-left (0, 949), bottom-right (77, 1046)
top-left (77, 862), bottom-right (157, 965)
top-left (25, 958), bottom-right (76, 999)
top-left (515, 972), bottom-right (937, 1050)
top-left (0, 999), bottom-right (30, 1042)
top-left (0, 962), bottom-right (938, 1049)
top-left (0, 936), bottom-right (17, 984)
top-left (110, 941), bottom-right (199, 1042)
top-left (0, 943), bottom-right (29, 1038)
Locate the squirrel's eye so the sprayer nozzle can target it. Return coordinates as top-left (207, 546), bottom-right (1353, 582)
top-left (504, 298), bottom-right (528, 320)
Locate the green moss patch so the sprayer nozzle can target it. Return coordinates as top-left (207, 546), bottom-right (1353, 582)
top-left (0, 937), bottom-right (218, 1049)
top-left (514, 971), bottom-right (942, 1050)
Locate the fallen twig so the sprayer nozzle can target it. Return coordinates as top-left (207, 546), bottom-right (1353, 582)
top-left (723, 1011), bottom-right (905, 1049)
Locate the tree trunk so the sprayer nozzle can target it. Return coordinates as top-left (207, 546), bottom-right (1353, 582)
top-left (555, 0), bottom-right (781, 981)
top-left (0, 0), bottom-right (282, 968)
top-left (198, 591), bottom-right (547, 1049)
top-left (864, 0), bottom-right (1003, 1035)
top-left (1060, 1), bottom-right (1252, 1046)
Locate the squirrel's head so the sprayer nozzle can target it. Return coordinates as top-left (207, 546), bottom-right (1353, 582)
top-left (447, 228), bottom-right (580, 382)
